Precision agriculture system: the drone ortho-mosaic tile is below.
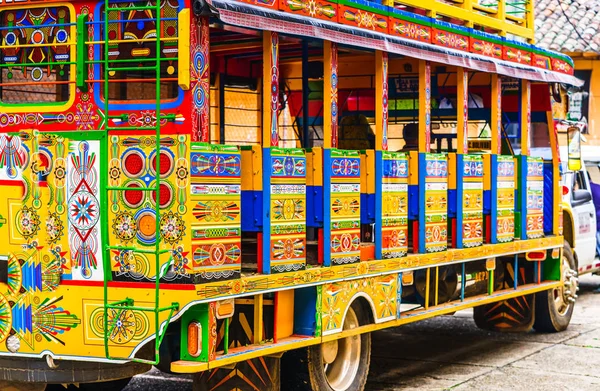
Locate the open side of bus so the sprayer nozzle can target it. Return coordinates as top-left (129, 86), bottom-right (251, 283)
top-left (0, 0), bottom-right (583, 390)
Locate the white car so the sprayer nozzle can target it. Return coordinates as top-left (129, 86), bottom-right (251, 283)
top-left (561, 147), bottom-right (600, 276)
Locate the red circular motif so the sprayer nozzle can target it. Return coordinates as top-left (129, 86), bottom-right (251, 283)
top-left (166, 26), bottom-right (176, 36)
top-left (32, 31), bottom-right (43, 44)
top-left (124, 183), bottom-right (144, 208)
top-left (123, 153), bottom-right (144, 177)
top-left (151, 183), bottom-right (173, 208)
top-left (108, 30), bottom-right (117, 40)
top-left (151, 152), bottom-right (172, 177)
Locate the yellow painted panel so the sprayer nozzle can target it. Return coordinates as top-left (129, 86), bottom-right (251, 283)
top-left (306, 147), bottom-right (324, 187)
top-left (275, 290), bottom-right (295, 340)
top-left (178, 9), bottom-right (191, 90)
top-left (447, 153), bottom-right (457, 189)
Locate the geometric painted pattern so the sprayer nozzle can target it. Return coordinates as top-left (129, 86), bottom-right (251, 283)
top-left (423, 153), bottom-right (448, 253)
top-left (322, 274), bottom-right (397, 335)
top-left (496, 155), bottom-right (515, 243)
top-left (459, 154), bottom-right (484, 248)
top-left (269, 148), bottom-right (306, 273)
top-left (329, 149), bottom-right (361, 265)
top-left (380, 151), bottom-right (409, 258)
top-left (190, 143), bottom-right (241, 282)
top-left (108, 135), bottom-right (190, 282)
top-left (526, 157), bottom-right (544, 239)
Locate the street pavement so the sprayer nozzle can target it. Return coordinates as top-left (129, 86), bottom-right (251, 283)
top-left (124, 274), bottom-right (600, 391)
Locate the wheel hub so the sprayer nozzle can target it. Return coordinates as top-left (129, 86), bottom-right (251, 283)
top-left (322, 340), bottom-right (339, 365)
top-left (553, 257), bottom-right (578, 315)
top-left (323, 306), bottom-right (361, 391)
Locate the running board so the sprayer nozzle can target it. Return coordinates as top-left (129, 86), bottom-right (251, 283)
top-left (171, 280), bottom-right (560, 373)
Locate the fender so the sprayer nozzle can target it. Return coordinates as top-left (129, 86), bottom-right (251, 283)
top-left (562, 202), bottom-right (576, 249)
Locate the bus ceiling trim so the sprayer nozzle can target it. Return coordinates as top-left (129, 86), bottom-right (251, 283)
top-left (210, 0), bottom-right (583, 88)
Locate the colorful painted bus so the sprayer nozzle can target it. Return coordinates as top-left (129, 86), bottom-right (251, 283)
top-left (0, 0), bottom-right (584, 389)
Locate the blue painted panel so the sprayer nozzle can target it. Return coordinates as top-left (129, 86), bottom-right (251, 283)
top-left (241, 191), bottom-right (262, 231)
top-left (448, 189), bottom-right (457, 218)
top-left (361, 193), bottom-right (376, 224)
top-left (306, 185), bottom-right (323, 227)
top-left (294, 286), bottom-right (318, 336)
top-left (483, 189), bottom-right (491, 214)
top-left (408, 184), bottom-right (419, 220)
top-left (543, 162), bottom-right (554, 235)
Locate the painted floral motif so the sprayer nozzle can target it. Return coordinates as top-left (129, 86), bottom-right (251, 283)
top-left (17, 206), bottom-right (41, 239)
top-left (159, 211), bottom-right (185, 244)
top-left (46, 212), bottom-right (65, 245)
top-left (112, 212), bottom-right (137, 242)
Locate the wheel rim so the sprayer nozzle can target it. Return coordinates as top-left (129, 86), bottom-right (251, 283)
top-left (553, 255), bottom-right (578, 316)
top-left (322, 306), bottom-right (361, 391)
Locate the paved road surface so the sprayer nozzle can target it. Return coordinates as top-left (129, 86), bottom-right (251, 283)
top-left (124, 274), bottom-right (600, 391)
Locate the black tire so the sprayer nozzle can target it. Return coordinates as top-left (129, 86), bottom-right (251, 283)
top-left (282, 301), bottom-right (371, 391)
top-left (533, 241), bottom-right (577, 333)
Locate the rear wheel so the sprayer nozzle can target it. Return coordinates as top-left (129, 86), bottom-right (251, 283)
top-left (533, 242), bottom-right (577, 332)
top-left (282, 301), bottom-right (371, 391)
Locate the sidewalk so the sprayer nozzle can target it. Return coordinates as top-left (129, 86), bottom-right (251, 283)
top-left (366, 275), bottom-right (600, 391)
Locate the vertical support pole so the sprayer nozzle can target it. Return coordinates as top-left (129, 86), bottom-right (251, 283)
top-left (262, 31), bottom-right (279, 274)
top-left (213, 74), bottom-right (220, 143)
top-left (434, 266), bottom-right (439, 306)
top-left (263, 31), bottom-right (279, 147)
top-left (514, 254), bottom-right (519, 289)
top-left (302, 40), bottom-right (310, 148)
top-left (462, 0), bottom-right (473, 27)
top-left (397, 273), bottom-right (403, 319)
top-left (219, 73), bottom-right (225, 144)
top-left (488, 270), bottom-right (494, 294)
top-left (490, 74), bottom-right (502, 155)
top-left (520, 79), bottom-right (530, 156)
top-left (526, 0), bottom-right (535, 44)
top-left (457, 67), bottom-right (468, 154)
top-left (192, 16), bottom-right (210, 142)
top-left (375, 51), bottom-right (389, 260)
top-left (323, 41), bottom-right (338, 149)
top-left (460, 263), bottom-right (466, 301)
top-left (323, 41), bottom-right (338, 268)
top-left (425, 268), bottom-right (431, 309)
top-left (223, 317), bottom-right (230, 354)
top-left (497, 0), bottom-right (506, 31)
top-left (254, 294), bottom-right (264, 344)
top-left (418, 60), bottom-right (431, 153)
top-left (375, 51), bottom-right (389, 152)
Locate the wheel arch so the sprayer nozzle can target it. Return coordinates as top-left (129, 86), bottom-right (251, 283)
top-left (341, 293), bottom-right (376, 327)
top-left (562, 207), bottom-right (578, 268)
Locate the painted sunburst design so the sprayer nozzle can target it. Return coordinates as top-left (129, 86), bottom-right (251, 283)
top-left (68, 191), bottom-right (99, 230)
top-left (192, 200), bottom-right (240, 223)
top-left (273, 198), bottom-right (304, 221)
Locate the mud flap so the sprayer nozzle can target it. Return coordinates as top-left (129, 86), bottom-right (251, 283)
top-left (193, 355), bottom-right (281, 391)
top-left (473, 259), bottom-right (535, 332)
